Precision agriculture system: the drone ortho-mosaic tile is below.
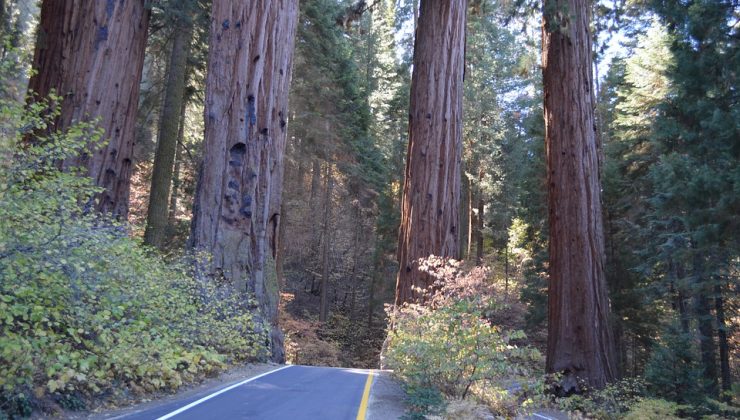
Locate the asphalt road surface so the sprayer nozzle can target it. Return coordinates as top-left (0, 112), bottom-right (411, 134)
top-left (120, 365), bottom-right (374, 420)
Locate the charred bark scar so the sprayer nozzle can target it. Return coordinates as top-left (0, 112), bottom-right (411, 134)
top-left (279, 111), bottom-right (286, 131)
top-left (95, 26), bottom-right (109, 50)
top-left (247, 95), bottom-right (257, 126)
top-left (229, 143), bottom-right (246, 166)
top-left (240, 194), bottom-right (252, 218)
top-left (106, 0), bottom-right (115, 19)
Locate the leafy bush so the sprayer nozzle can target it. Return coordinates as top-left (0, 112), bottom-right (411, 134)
top-left (623, 398), bottom-right (686, 420)
top-left (557, 378), bottom-right (647, 419)
top-left (433, 399), bottom-right (495, 420)
top-left (0, 93), bottom-right (267, 417)
top-left (383, 257), bottom-right (542, 417)
top-left (401, 384), bottom-right (445, 419)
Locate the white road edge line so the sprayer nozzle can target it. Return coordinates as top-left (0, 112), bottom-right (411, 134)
top-left (532, 413), bottom-right (556, 420)
top-left (155, 365), bottom-right (293, 420)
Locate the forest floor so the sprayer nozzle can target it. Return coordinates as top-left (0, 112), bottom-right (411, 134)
top-left (280, 285), bottom-right (387, 369)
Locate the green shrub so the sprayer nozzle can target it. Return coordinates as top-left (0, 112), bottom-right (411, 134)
top-left (384, 258), bottom-right (542, 417)
top-left (400, 384), bottom-right (445, 419)
top-left (0, 92), bottom-right (267, 417)
top-left (623, 398), bottom-right (687, 419)
top-left (557, 377), bottom-right (647, 419)
top-left (386, 301), bottom-right (538, 398)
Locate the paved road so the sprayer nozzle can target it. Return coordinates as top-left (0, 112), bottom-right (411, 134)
top-left (120, 365), bottom-right (374, 420)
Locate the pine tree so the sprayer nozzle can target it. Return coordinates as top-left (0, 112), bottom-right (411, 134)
top-left (601, 22), bottom-right (675, 377)
top-left (600, 1), bottom-right (739, 398)
top-left (643, 0), bottom-right (739, 396)
top-left (644, 321), bottom-right (703, 405)
top-left (144, 1), bottom-right (197, 248)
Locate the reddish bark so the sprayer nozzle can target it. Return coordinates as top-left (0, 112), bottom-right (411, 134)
top-left (28, 0), bottom-right (150, 219)
top-left (542, 0), bottom-right (618, 391)
top-left (190, 0), bottom-right (299, 362)
top-left (395, 0), bottom-right (467, 305)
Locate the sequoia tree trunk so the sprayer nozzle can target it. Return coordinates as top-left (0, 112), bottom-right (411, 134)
top-left (190, 0), bottom-right (299, 362)
top-left (145, 23), bottom-right (192, 248)
top-left (275, 200), bottom-right (287, 288)
top-left (28, 0), bottom-right (150, 219)
top-left (542, 0), bottom-right (617, 391)
top-left (395, 0), bottom-right (466, 305)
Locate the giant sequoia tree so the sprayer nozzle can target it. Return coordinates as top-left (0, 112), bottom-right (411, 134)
top-left (190, 0), bottom-right (299, 362)
top-left (395, 0), bottom-right (467, 305)
top-left (28, 0), bottom-right (150, 218)
top-left (542, 0), bottom-right (617, 390)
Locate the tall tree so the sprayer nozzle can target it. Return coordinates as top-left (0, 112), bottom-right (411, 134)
top-left (190, 0), bottom-right (299, 362)
top-left (395, 0), bottom-right (467, 305)
top-left (144, 7), bottom-right (195, 248)
top-left (28, 0), bottom-right (150, 218)
top-left (542, 0), bottom-right (617, 391)
top-left (600, 24), bottom-right (674, 377)
top-left (643, 0), bottom-right (739, 396)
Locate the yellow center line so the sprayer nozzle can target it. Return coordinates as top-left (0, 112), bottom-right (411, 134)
top-left (356, 370), bottom-right (374, 420)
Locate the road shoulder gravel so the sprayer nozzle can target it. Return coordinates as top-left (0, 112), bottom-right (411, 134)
top-left (366, 371), bottom-right (407, 420)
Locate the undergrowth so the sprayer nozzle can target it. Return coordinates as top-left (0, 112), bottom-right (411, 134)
top-left (383, 257), bottom-right (544, 418)
top-left (0, 91), bottom-right (267, 417)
